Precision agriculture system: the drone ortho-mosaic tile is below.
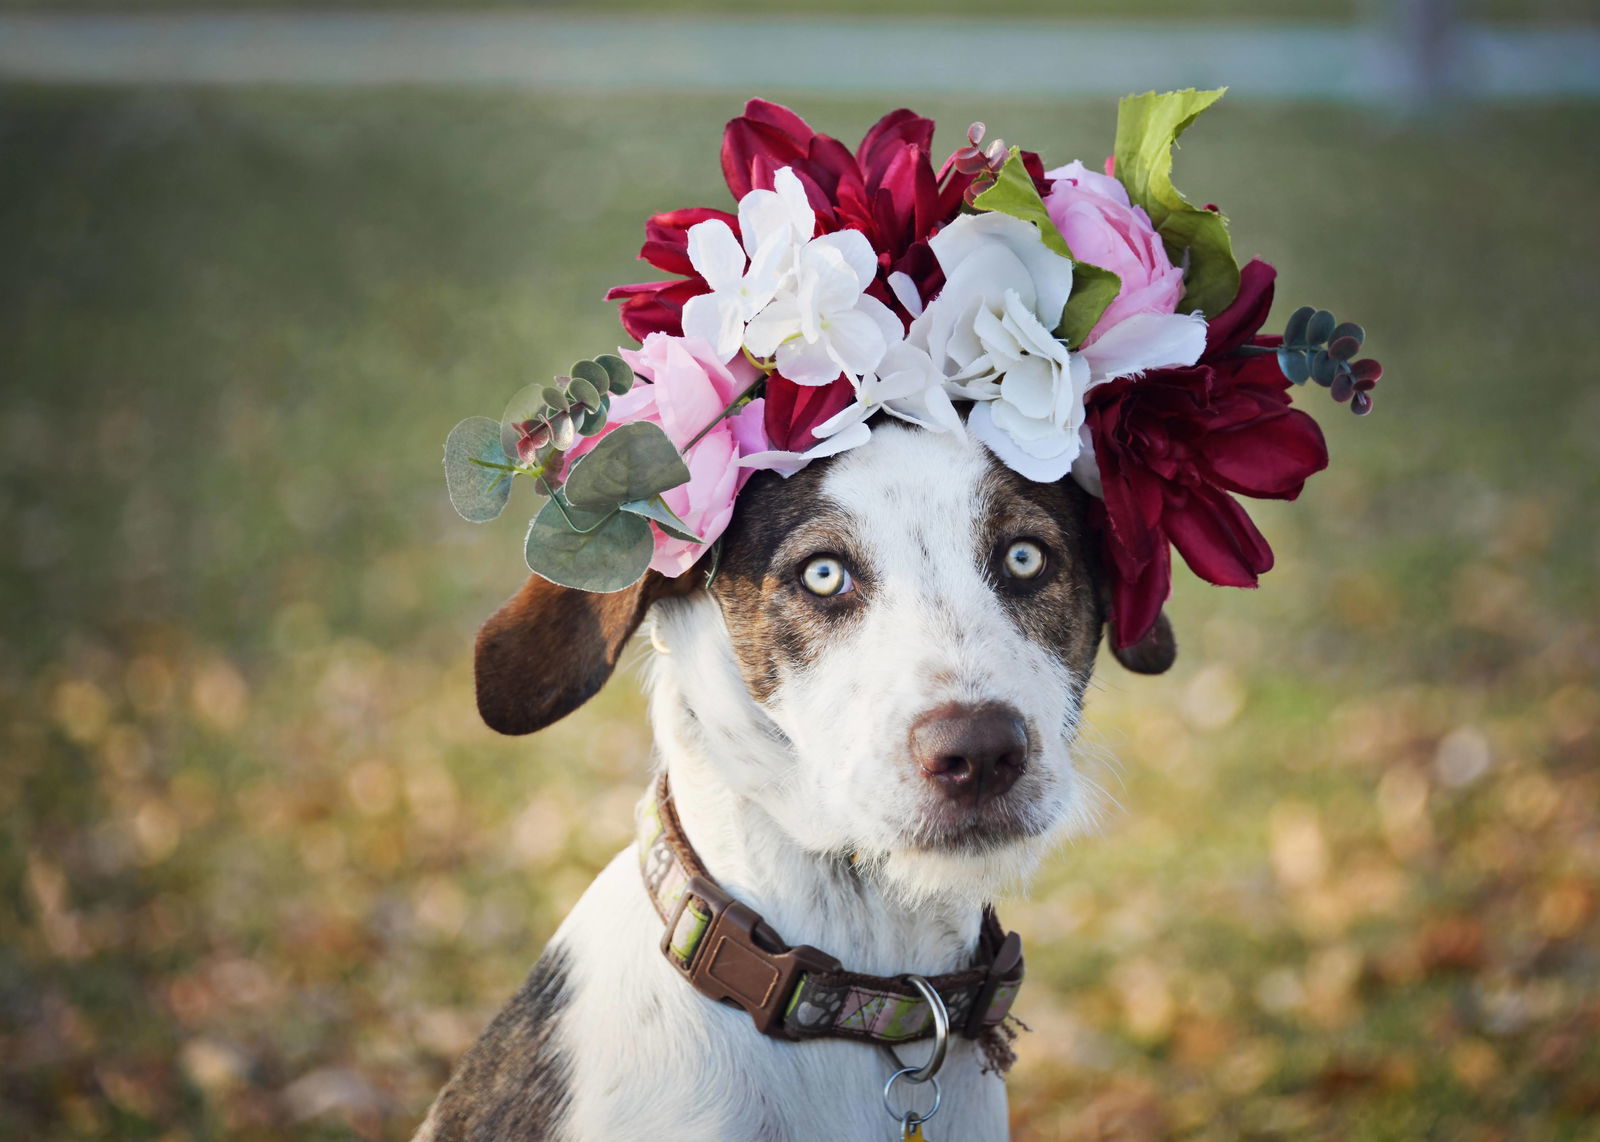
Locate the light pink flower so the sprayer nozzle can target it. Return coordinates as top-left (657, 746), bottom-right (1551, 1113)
top-left (1044, 159), bottom-right (1185, 346)
top-left (564, 334), bottom-right (768, 577)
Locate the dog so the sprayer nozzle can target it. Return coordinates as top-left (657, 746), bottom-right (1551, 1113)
top-left (413, 421), bottom-right (1174, 1141)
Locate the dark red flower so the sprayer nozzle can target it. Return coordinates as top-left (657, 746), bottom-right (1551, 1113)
top-left (762, 372), bottom-right (856, 454)
top-left (605, 100), bottom-right (1049, 343)
top-left (1087, 259), bottom-right (1329, 648)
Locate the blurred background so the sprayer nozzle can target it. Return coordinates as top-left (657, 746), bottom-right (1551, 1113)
top-left (2, 1), bottom-right (1597, 1139)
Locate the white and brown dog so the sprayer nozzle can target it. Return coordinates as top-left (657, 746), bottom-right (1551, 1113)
top-left (414, 422), bottom-right (1173, 1141)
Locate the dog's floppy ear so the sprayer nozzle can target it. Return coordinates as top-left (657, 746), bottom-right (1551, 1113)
top-left (1110, 610), bottom-right (1177, 675)
top-left (475, 571), bottom-right (695, 735)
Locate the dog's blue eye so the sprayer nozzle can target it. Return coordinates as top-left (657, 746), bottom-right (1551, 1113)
top-left (1003, 540), bottom-right (1046, 580)
top-left (800, 555), bottom-right (853, 597)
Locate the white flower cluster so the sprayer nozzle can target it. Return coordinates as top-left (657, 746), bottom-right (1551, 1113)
top-left (683, 165), bottom-right (1208, 484)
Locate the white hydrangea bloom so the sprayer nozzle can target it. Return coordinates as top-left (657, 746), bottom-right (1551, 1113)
top-left (743, 229), bottom-right (903, 385)
top-left (684, 166), bottom-right (904, 386)
top-left (679, 168), bottom-right (814, 362)
top-left (913, 211), bottom-right (1206, 483)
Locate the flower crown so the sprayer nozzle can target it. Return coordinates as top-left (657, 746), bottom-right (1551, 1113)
top-left (444, 90), bottom-right (1382, 650)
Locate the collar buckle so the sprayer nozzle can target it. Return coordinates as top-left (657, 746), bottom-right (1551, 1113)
top-left (663, 874), bottom-right (843, 1039)
top-left (963, 928), bottom-right (1024, 1037)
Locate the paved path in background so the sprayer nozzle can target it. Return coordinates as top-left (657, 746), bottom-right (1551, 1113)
top-left (0, 14), bottom-right (1595, 101)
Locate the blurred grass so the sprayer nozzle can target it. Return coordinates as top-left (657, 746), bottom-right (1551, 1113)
top-left (1, 87), bottom-right (1597, 1141)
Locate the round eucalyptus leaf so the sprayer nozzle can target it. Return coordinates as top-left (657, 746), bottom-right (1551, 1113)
top-left (578, 404), bottom-right (609, 437)
top-left (542, 385), bottom-right (570, 413)
top-left (1306, 309), bottom-right (1336, 347)
top-left (1330, 372), bottom-right (1355, 403)
top-left (1330, 321), bottom-right (1364, 349)
top-left (1310, 348), bottom-right (1337, 386)
top-left (548, 411), bottom-right (577, 453)
top-left (1328, 335), bottom-right (1362, 362)
top-left (443, 416), bottom-right (514, 523)
top-left (567, 376), bottom-right (602, 413)
top-left (523, 499), bottom-right (653, 593)
top-left (570, 359), bottom-right (612, 395)
top-left (1350, 358), bottom-right (1383, 384)
top-left (501, 382), bottom-right (552, 464)
top-left (579, 403), bottom-right (608, 435)
top-left (1282, 306), bottom-right (1315, 350)
top-left (1277, 347), bottom-right (1311, 385)
top-left (594, 353), bottom-right (635, 395)
top-left (563, 421), bottom-right (690, 511)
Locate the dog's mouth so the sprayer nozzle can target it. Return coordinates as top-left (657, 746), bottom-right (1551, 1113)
top-left (899, 782), bottom-right (1050, 855)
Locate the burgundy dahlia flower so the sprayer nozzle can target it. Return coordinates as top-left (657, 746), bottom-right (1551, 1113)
top-left (1087, 259), bottom-right (1330, 648)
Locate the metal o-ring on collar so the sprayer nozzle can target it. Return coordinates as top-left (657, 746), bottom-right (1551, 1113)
top-left (899, 974), bottom-right (949, 1082)
top-left (882, 1066), bottom-right (942, 1129)
top-left (880, 974), bottom-right (950, 1129)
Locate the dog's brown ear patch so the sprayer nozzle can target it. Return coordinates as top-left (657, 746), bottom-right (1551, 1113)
top-left (474, 571), bottom-right (695, 735)
top-left (1110, 610), bottom-right (1177, 675)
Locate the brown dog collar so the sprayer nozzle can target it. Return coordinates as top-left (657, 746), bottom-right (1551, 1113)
top-left (635, 774), bottom-right (1024, 1053)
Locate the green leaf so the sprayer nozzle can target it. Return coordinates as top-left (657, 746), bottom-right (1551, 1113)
top-left (620, 496), bottom-right (703, 544)
top-left (972, 150), bottom-right (1071, 259)
top-left (567, 375), bottom-right (602, 412)
top-left (547, 411), bottom-right (576, 452)
top-left (594, 353), bottom-right (635, 395)
top-left (578, 403), bottom-right (608, 436)
top-left (443, 416), bottom-right (514, 523)
top-left (542, 385), bottom-right (569, 412)
top-left (971, 148), bottom-right (1121, 348)
top-left (562, 420), bottom-right (690, 510)
top-left (523, 498), bottom-right (653, 593)
top-left (1310, 348), bottom-right (1337, 386)
top-left (1057, 264), bottom-right (1122, 348)
top-left (1330, 321), bottom-right (1365, 349)
top-left (1306, 309), bottom-right (1336, 347)
top-left (570, 359), bottom-right (611, 395)
top-left (1277, 347), bottom-right (1311, 385)
top-left (1283, 306), bottom-right (1316, 350)
top-left (1112, 88), bottom-right (1240, 317)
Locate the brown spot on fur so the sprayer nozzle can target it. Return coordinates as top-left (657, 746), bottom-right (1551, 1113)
top-left (413, 943), bottom-right (572, 1140)
top-left (710, 466), bottom-right (859, 704)
top-left (976, 461), bottom-right (1103, 691)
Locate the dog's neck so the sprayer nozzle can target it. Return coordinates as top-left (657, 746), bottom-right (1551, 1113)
top-left (645, 597), bottom-right (986, 978)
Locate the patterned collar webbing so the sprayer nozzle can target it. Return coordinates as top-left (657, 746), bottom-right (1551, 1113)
top-left (635, 774), bottom-right (1024, 1050)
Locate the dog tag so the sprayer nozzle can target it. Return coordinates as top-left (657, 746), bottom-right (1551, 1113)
top-left (901, 1116), bottom-right (927, 1140)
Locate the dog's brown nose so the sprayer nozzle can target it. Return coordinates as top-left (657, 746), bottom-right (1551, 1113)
top-left (909, 703), bottom-right (1028, 803)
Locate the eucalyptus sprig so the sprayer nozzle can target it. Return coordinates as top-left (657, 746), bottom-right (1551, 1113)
top-left (443, 353), bottom-right (703, 593)
top-left (1269, 307), bottom-right (1383, 415)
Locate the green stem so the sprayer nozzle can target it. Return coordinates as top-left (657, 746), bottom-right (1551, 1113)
top-left (537, 476), bottom-right (618, 535)
top-left (683, 375), bottom-right (766, 452)
top-left (470, 456), bottom-right (545, 480)
top-left (741, 345), bottom-right (777, 376)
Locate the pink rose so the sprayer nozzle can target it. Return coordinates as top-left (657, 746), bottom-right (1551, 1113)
top-left (565, 334), bottom-right (768, 577)
top-left (1044, 159), bottom-right (1185, 346)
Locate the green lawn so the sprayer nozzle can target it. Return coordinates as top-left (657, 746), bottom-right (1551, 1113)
top-left (2, 88), bottom-right (1597, 1140)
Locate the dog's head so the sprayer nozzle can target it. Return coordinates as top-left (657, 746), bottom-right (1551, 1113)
top-left (476, 423), bottom-right (1174, 900)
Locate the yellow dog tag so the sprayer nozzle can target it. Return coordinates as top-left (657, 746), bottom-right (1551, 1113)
top-left (902, 1117), bottom-right (927, 1140)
